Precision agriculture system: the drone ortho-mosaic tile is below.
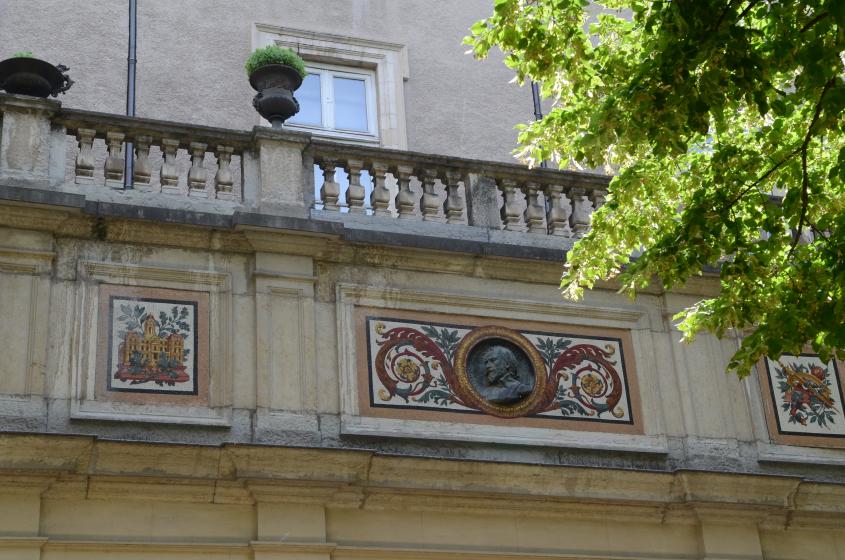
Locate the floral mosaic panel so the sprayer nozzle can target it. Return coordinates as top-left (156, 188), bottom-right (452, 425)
top-left (365, 316), bottom-right (635, 424)
top-left (762, 354), bottom-right (845, 439)
top-left (106, 295), bottom-right (199, 395)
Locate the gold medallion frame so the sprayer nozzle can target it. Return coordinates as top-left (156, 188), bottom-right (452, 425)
top-left (453, 325), bottom-right (547, 418)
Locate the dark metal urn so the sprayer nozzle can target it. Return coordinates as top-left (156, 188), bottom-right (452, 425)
top-left (0, 57), bottom-right (73, 98)
top-left (249, 64), bottom-right (303, 129)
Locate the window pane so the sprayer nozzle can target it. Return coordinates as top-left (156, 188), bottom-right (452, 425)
top-left (333, 77), bottom-right (368, 132)
top-left (289, 73), bottom-right (321, 126)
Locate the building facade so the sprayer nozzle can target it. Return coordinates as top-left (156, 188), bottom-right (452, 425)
top-left (0, 2), bottom-right (844, 559)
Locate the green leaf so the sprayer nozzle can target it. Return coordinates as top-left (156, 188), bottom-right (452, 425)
top-left (465, 0), bottom-right (845, 376)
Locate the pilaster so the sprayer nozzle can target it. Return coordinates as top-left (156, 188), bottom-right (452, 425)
top-left (0, 94), bottom-right (61, 188)
top-left (253, 127), bottom-right (313, 216)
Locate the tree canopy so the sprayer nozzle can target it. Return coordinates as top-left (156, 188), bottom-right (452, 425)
top-left (466, 0), bottom-right (845, 375)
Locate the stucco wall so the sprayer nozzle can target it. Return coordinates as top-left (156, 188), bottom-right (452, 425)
top-left (0, 0), bottom-right (534, 162)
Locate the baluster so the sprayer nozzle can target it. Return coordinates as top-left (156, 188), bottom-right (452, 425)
top-left (525, 181), bottom-right (547, 234)
top-left (546, 184), bottom-right (572, 237)
top-left (104, 132), bottom-right (125, 189)
top-left (132, 135), bottom-right (152, 190)
top-left (74, 128), bottom-right (96, 184)
top-left (443, 169), bottom-right (465, 224)
top-left (590, 188), bottom-right (607, 211)
top-left (369, 161), bottom-right (391, 217)
top-left (570, 187), bottom-right (594, 237)
top-left (160, 138), bottom-right (180, 194)
top-left (319, 159), bottom-right (340, 211)
top-left (188, 142), bottom-right (208, 197)
top-left (500, 178), bottom-right (527, 232)
top-left (345, 159), bottom-right (366, 213)
top-left (395, 165), bottom-right (416, 219)
top-left (419, 168), bottom-right (443, 222)
top-left (215, 145), bottom-right (234, 200)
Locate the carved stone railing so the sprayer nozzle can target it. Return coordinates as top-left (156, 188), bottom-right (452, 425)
top-left (0, 93), bottom-right (610, 238)
top-left (310, 140), bottom-right (610, 237)
top-left (56, 109), bottom-right (253, 200)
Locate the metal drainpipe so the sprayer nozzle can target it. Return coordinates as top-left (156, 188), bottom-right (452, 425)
top-left (123, 0), bottom-right (137, 189)
top-left (530, 80), bottom-right (547, 168)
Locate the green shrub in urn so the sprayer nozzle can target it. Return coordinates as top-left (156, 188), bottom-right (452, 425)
top-left (245, 45), bottom-right (306, 78)
top-left (245, 45), bottom-right (306, 129)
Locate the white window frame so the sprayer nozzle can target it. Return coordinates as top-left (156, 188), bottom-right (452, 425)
top-left (253, 24), bottom-right (409, 149)
top-left (287, 62), bottom-right (380, 144)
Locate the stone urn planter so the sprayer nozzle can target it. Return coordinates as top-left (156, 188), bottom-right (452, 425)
top-left (245, 45), bottom-right (306, 129)
top-left (0, 55), bottom-right (73, 98)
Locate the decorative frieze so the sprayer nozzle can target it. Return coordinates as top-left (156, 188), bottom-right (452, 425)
top-left (357, 310), bottom-right (640, 429)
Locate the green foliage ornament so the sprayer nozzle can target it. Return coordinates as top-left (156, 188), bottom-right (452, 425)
top-left (466, 0), bottom-right (845, 376)
top-left (245, 45), bottom-right (306, 78)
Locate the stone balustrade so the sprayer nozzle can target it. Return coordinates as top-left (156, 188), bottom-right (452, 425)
top-left (56, 109), bottom-right (252, 200)
top-left (0, 93), bottom-right (610, 237)
top-left (310, 140), bottom-right (610, 236)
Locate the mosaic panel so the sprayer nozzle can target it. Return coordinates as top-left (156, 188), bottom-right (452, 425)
top-left (363, 315), bottom-right (637, 425)
top-left (96, 284), bottom-right (209, 402)
top-left (760, 353), bottom-right (845, 442)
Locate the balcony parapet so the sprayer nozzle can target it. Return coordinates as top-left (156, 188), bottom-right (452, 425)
top-left (0, 93), bottom-right (611, 250)
top-left (310, 138), bottom-right (609, 237)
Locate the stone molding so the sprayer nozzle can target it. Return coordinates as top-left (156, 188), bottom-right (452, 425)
top-left (255, 270), bottom-right (320, 436)
top-left (0, 434), bottom-right (841, 526)
top-left (0, 247), bottom-right (55, 275)
top-left (69, 260), bottom-right (233, 425)
top-left (0, 538), bottom-right (699, 560)
top-left (0, 247), bottom-right (54, 415)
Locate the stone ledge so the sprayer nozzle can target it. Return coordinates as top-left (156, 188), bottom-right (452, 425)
top-left (0, 432), bottom-right (836, 521)
top-left (0, 183), bottom-right (569, 263)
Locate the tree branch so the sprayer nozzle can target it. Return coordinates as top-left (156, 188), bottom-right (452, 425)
top-left (736, 0), bottom-right (762, 22)
top-left (714, 0), bottom-right (742, 31)
top-left (789, 78), bottom-right (836, 258)
top-left (722, 145), bottom-right (802, 211)
top-left (800, 12), bottom-right (829, 33)
top-left (714, 0), bottom-right (760, 32)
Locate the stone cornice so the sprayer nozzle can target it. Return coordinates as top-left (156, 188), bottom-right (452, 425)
top-left (0, 434), bottom-right (839, 523)
top-left (0, 93), bottom-right (60, 115)
top-left (0, 186), bottom-right (718, 295)
top-left (13, 538), bottom-right (678, 560)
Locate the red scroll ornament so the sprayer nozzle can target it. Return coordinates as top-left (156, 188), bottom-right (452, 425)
top-left (374, 324), bottom-right (625, 420)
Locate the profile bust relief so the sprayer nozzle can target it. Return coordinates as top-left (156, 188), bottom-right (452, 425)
top-left (480, 345), bottom-right (533, 403)
top-left (472, 344), bottom-right (534, 404)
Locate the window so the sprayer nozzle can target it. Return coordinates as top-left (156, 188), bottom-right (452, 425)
top-left (287, 63), bottom-right (379, 143)
top-left (253, 24), bottom-right (409, 149)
